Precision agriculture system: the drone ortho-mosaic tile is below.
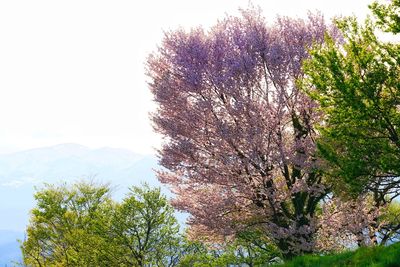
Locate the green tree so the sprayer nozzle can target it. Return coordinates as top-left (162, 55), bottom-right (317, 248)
top-left (302, 3), bottom-right (400, 245)
top-left (21, 182), bottom-right (186, 267)
top-left (303, 14), bottom-right (400, 199)
top-left (21, 182), bottom-right (114, 266)
top-left (109, 185), bottom-right (180, 267)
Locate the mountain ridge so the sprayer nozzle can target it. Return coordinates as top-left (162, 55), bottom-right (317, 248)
top-left (0, 143), bottom-right (163, 229)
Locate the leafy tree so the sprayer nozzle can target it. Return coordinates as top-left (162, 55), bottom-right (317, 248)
top-left (147, 8), bottom-right (334, 258)
top-left (21, 182), bottom-right (114, 266)
top-left (303, 15), bottom-right (400, 198)
top-left (21, 182), bottom-right (186, 266)
top-left (110, 185), bottom-right (180, 267)
top-left (302, 3), bottom-right (400, 246)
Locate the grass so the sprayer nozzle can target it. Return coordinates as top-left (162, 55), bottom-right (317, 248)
top-left (279, 242), bottom-right (400, 267)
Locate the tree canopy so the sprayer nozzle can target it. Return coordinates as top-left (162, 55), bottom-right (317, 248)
top-left (21, 182), bottom-right (185, 267)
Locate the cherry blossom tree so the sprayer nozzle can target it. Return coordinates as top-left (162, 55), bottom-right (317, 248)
top-left (147, 8), bottom-right (333, 258)
top-left (316, 195), bottom-right (382, 252)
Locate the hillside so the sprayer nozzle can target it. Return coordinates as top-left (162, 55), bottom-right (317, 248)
top-left (280, 242), bottom-right (400, 267)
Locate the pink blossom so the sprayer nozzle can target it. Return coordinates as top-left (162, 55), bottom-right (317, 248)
top-left (148, 8), bottom-right (334, 257)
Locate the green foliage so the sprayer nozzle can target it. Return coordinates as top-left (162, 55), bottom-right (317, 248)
top-left (380, 201), bottom-right (400, 224)
top-left (379, 200), bottom-right (400, 244)
top-left (21, 181), bottom-right (281, 266)
top-left (370, 0), bottom-right (400, 33)
top-left (21, 182), bottom-right (185, 267)
top-left (110, 185), bottom-right (180, 266)
top-left (21, 182), bottom-right (114, 266)
top-left (279, 241), bottom-right (400, 267)
top-left (178, 231), bottom-right (280, 267)
top-left (302, 13), bottom-right (400, 197)
top-left (301, 1), bottom-right (400, 250)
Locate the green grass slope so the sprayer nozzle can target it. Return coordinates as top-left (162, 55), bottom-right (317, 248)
top-left (280, 242), bottom-right (400, 267)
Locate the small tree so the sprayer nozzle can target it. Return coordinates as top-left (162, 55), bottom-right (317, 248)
top-left (110, 185), bottom-right (180, 267)
top-left (21, 182), bottom-right (114, 266)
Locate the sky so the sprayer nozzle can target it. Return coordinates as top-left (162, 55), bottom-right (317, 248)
top-left (0, 0), bottom-right (374, 155)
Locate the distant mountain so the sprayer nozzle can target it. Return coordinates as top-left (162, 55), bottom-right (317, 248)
top-left (0, 230), bottom-right (23, 266)
top-left (0, 143), bottom-right (162, 230)
top-left (0, 143), bottom-right (144, 183)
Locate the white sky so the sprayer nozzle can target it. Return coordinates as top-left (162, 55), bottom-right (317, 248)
top-left (0, 0), bottom-right (373, 154)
